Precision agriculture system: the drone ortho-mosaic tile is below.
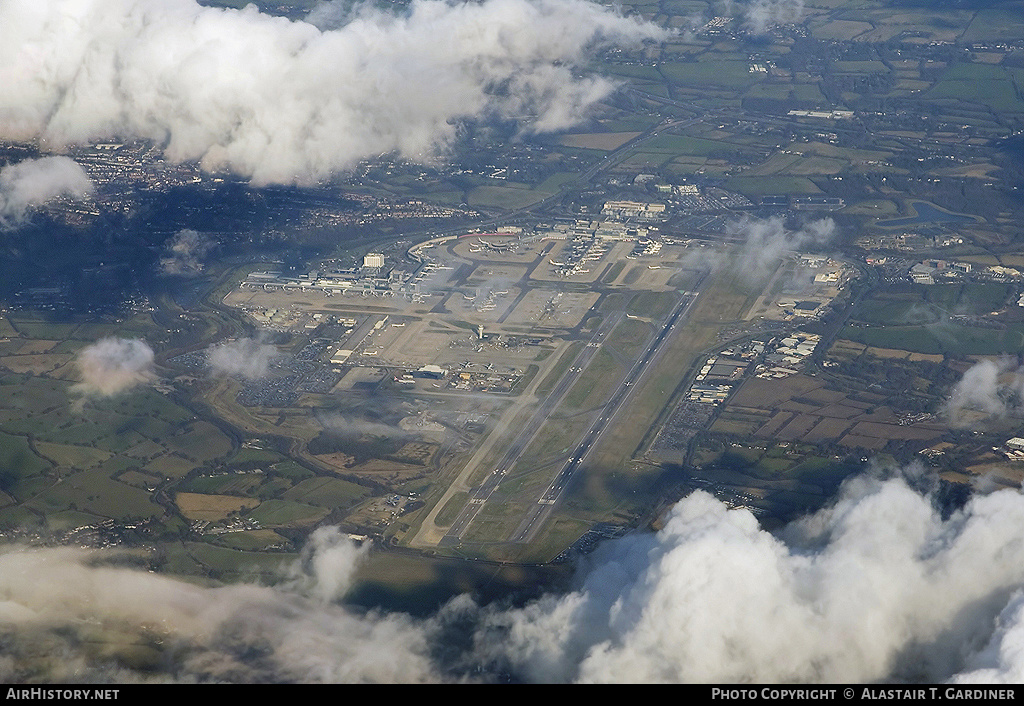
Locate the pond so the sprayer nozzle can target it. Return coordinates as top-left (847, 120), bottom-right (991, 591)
top-left (876, 201), bottom-right (979, 228)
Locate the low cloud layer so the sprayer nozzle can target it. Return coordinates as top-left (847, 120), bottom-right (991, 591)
top-left (206, 336), bottom-right (280, 379)
top-left (717, 0), bottom-right (806, 34)
top-left (731, 216), bottom-right (835, 282)
top-left (0, 156), bottom-right (93, 227)
top-left (0, 529), bottom-right (435, 683)
top-left (160, 229), bottom-right (217, 276)
top-left (741, 0), bottom-right (805, 34)
top-left (72, 337), bottom-right (156, 398)
top-left (685, 216), bottom-right (835, 282)
top-left (0, 0), bottom-right (666, 185)
top-left (478, 469), bottom-right (1024, 682)
top-left (316, 409), bottom-right (414, 443)
top-left (944, 358), bottom-right (1024, 426)
top-left (2, 468), bottom-right (1024, 682)
top-left (952, 589), bottom-right (1024, 683)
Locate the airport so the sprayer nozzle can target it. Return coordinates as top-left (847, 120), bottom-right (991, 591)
top-left (220, 221), bottom-right (845, 557)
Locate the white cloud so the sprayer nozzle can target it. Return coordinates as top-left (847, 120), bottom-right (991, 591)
top-left (742, 0), bottom-right (805, 34)
top-left (0, 156), bottom-right (93, 227)
top-left (476, 469), bottom-right (1024, 683)
top-left (952, 589), bottom-right (1024, 683)
top-left (0, 0), bottom-right (667, 185)
top-left (681, 215), bottom-right (837, 283)
top-left (206, 335), bottom-right (279, 379)
top-left (285, 526), bottom-right (372, 603)
top-left (0, 537), bottom-right (436, 683)
top-left (160, 229), bottom-right (217, 276)
top-left (729, 215), bottom-right (835, 283)
top-left (718, 0), bottom-right (806, 34)
top-left (3, 471), bottom-right (1024, 682)
top-left (944, 358), bottom-right (1024, 426)
top-left (72, 337), bottom-right (156, 398)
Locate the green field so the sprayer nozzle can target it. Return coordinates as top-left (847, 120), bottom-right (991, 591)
top-left (246, 499), bottom-right (328, 528)
top-left (563, 348), bottom-right (622, 411)
top-left (725, 176), bottom-right (823, 195)
top-left (841, 322), bottom-right (1024, 356)
top-left (467, 184), bottom-right (549, 210)
top-left (850, 283), bottom-right (1012, 328)
top-left (962, 6), bottom-right (1024, 42)
top-left (175, 541), bottom-right (295, 581)
top-left (626, 291), bottom-right (680, 320)
top-left (182, 473), bottom-right (265, 496)
top-left (207, 529), bottom-right (290, 551)
top-left (27, 468), bottom-right (162, 520)
top-left (282, 476), bottom-right (370, 508)
top-left (660, 61), bottom-right (762, 90)
top-left (639, 134), bottom-right (729, 156)
top-left (928, 63), bottom-right (1024, 113)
